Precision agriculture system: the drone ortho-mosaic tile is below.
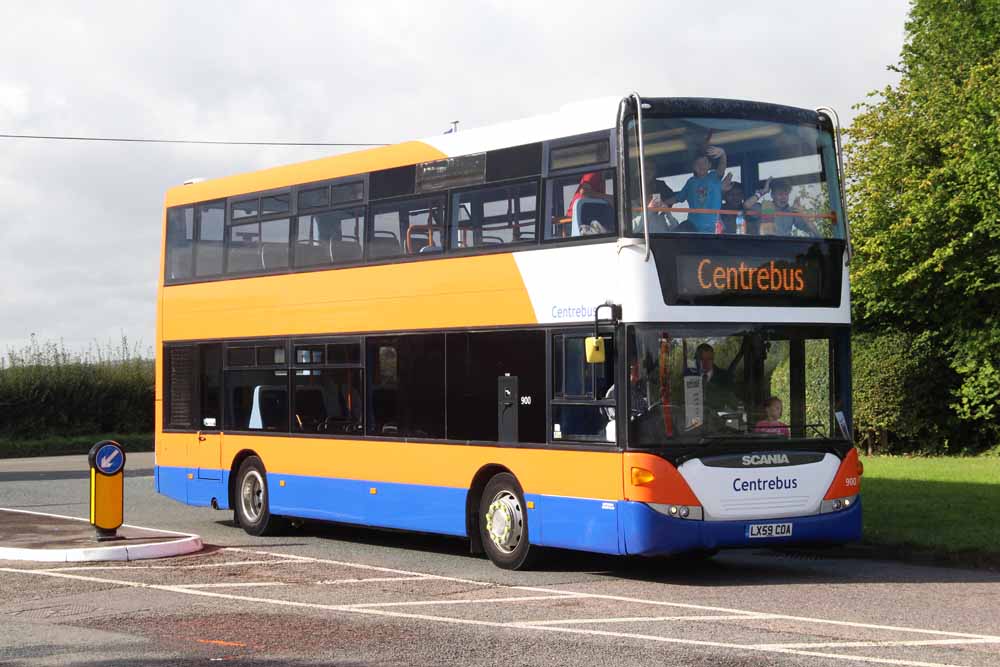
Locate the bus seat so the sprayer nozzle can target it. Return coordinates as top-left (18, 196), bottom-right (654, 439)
top-left (261, 243), bottom-right (289, 270)
top-left (295, 242), bottom-right (330, 267)
top-left (330, 239), bottom-right (363, 263)
top-left (406, 224), bottom-right (444, 254)
top-left (571, 197), bottom-right (614, 236)
top-left (369, 234), bottom-right (401, 259)
top-left (198, 244), bottom-right (225, 272)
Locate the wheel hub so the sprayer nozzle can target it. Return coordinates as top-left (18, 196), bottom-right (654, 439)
top-left (241, 470), bottom-right (264, 523)
top-left (485, 491), bottom-right (523, 553)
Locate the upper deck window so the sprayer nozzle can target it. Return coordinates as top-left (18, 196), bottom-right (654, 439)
top-left (294, 206), bottom-right (365, 268)
top-left (543, 169), bottom-right (616, 240)
top-left (450, 181), bottom-right (538, 251)
top-left (626, 116), bottom-right (844, 240)
top-left (165, 207), bottom-right (194, 282)
top-left (550, 138), bottom-right (611, 171)
top-left (368, 195), bottom-right (446, 260)
top-left (195, 201), bottom-right (225, 277)
top-left (416, 154), bottom-right (486, 192)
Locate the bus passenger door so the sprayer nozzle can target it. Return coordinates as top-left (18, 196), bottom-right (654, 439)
top-left (190, 344), bottom-right (223, 495)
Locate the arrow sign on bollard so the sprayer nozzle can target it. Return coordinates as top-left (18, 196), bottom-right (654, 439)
top-left (89, 440), bottom-right (126, 540)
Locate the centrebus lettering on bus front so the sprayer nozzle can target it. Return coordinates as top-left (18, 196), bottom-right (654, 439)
top-left (155, 95), bottom-right (862, 569)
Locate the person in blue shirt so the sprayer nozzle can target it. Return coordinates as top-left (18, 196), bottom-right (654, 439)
top-left (674, 147), bottom-right (729, 233)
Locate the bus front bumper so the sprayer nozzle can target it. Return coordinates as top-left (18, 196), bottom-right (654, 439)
top-left (620, 499), bottom-right (862, 556)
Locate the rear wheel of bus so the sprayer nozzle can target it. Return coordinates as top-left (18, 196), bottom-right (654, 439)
top-left (479, 473), bottom-right (536, 570)
top-left (234, 456), bottom-right (283, 536)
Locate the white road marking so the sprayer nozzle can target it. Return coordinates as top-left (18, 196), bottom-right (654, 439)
top-left (345, 593), bottom-right (589, 608)
top-left (229, 548), bottom-right (1000, 643)
top-left (755, 639), bottom-right (1000, 649)
top-left (39, 559), bottom-right (299, 571)
top-left (519, 613), bottom-right (780, 626)
top-left (316, 576), bottom-right (433, 585)
top-left (175, 582), bottom-right (288, 589)
top-left (0, 565), bottom-right (991, 667)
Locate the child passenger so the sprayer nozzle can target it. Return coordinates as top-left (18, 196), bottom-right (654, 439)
top-left (754, 396), bottom-right (790, 437)
top-left (673, 146), bottom-right (729, 233)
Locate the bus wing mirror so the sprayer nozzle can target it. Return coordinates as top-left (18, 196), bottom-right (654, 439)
top-left (585, 337), bottom-right (605, 364)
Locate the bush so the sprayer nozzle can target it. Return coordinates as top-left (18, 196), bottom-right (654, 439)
top-left (0, 336), bottom-right (154, 442)
top-left (851, 330), bottom-right (961, 454)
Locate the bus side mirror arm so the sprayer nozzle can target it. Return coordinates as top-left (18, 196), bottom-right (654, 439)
top-left (586, 303), bottom-right (621, 364)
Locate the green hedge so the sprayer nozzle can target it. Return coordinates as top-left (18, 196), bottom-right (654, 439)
top-left (0, 338), bottom-right (154, 450)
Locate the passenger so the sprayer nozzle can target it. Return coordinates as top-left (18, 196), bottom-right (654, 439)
top-left (673, 146), bottom-right (729, 233)
top-left (744, 178), bottom-right (818, 237)
top-left (720, 181), bottom-right (757, 235)
top-left (565, 171), bottom-right (610, 236)
top-left (754, 396), bottom-right (791, 437)
top-left (645, 181), bottom-right (682, 232)
top-left (564, 171), bottom-right (606, 216)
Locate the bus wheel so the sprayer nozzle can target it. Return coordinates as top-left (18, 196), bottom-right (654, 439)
top-left (234, 456), bottom-right (283, 537)
top-left (479, 473), bottom-right (535, 570)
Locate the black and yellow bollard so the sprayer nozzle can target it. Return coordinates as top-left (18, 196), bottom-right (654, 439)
top-left (88, 440), bottom-right (125, 541)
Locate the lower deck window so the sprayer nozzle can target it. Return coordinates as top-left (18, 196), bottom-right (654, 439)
top-left (293, 368), bottom-right (363, 435)
top-left (225, 369), bottom-right (289, 431)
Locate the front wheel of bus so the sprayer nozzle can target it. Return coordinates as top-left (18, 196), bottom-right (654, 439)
top-left (234, 456), bottom-right (282, 537)
top-left (479, 473), bottom-right (535, 570)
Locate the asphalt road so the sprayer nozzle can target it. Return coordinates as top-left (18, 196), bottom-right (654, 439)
top-left (0, 455), bottom-right (998, 667)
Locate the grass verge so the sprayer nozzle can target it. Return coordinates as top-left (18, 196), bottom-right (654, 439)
top-left (0, 433), bottom-right (153, 458)
top-left (861, 455), bottom-right (1000, 567)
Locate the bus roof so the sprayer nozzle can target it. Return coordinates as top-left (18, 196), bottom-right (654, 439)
top-left (164, 97), bottom-right (620, 208)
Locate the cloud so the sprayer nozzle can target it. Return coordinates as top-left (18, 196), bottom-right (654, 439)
top-left (0, 0), bottom-right (908, 353)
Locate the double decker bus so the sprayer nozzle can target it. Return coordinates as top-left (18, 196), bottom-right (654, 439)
top-left (155, 95), bottom-right (861, 569)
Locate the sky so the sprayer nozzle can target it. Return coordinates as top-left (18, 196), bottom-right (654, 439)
top-left (0, 0), bottom-right (910, 357)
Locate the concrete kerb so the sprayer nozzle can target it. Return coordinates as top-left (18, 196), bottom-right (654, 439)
top-left (0, 507), bottom-right (203, 562)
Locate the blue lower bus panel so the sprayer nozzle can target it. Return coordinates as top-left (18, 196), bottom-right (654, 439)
top-left (267, 473), bottom-right (468, 537)
top-left (620, 500), bottom-right (862, 556)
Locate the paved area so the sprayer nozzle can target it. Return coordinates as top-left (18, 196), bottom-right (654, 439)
top-left (0, 509), bottom-right (185, 550)
top-left (0, 455), bottom-right (998, 666)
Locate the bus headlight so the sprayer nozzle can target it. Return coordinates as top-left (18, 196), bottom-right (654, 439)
top-left (820, 494), bottom-right (858, 514)
top-left (649, 503), bottom-right (703, 520)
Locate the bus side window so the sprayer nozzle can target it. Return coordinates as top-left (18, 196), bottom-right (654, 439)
top-left (165, 206), bottom-right (194, 282)
top-left (366, 335), bottom-right (445, 439)
top-left (544, 169), bottom-right (616, 240)
top-left (449, 181), bottom-right (538, 251)
top-left (369, 196), bottom-right (445, 260)
top-left (225, 369), bottom-right (289, 432)
top-left (195, 201), bottom-right (225, 277)
top-left (551, 333), bottom-right (615, 443)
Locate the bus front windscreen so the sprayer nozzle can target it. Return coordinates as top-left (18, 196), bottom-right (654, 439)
top-left (626, 116), bottom-right (845, 239)
top-left (626, 325), bottom-right (850, 447)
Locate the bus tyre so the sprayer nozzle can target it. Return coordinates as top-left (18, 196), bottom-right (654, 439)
top-left (234, 456), bottom-right (283, 537)
top-left (479, 473), bottom-right (535, 570)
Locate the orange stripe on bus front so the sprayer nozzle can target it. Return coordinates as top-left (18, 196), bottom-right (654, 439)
top-left (155, 432), bottom-right (624, 501)
top-left (163, 142), bottom-right (447, 208)
top-left (161, 252), bottom-right (538, 341)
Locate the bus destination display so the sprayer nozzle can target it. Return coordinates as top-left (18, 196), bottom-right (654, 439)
top-left (677, 255), bottom-right (818, 297)
top-left (649, 238), bottom-right (844, 308)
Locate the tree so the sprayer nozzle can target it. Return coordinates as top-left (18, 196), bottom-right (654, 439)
top-left (846, 0), bottom-right (1000, 449)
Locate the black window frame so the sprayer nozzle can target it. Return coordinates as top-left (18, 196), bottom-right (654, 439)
top-left (164, 206), bottom-right (195, 284)
top-left (366, 193), bottom-right (448, 262)
top-left (549, 328), bottom-right (617, 445)
top-left (193, 200), bottom-right (227, 279)
top-left (447, 177), bottom-right (541, 255)
top-left (542, 168), bottom-right (618, 242)
top-left (292, 204), bottom-right (367, 270)
top-left (162, 132), bottom-right (624, 287)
